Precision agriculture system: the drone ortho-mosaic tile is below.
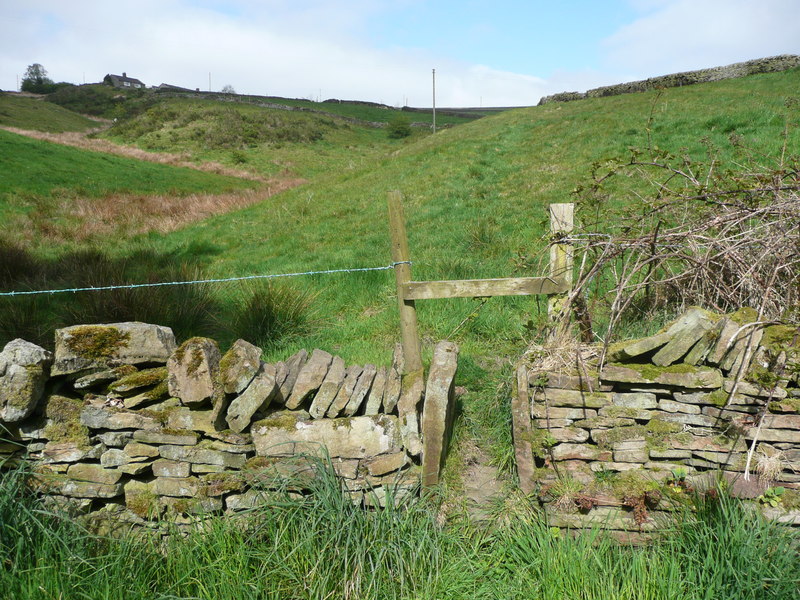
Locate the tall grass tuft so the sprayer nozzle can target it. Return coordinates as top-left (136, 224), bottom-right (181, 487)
top-left (0, 459), bottom-right (798, 600)
top-left (221, 280), bottom-right (320, 351)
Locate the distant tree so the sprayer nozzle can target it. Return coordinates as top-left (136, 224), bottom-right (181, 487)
top-left (387, 114), bottom-right (412, 139)
top-left (21, 63), bottom-right (57, 93)
top-left (221, 84), bottom-right (236, 94)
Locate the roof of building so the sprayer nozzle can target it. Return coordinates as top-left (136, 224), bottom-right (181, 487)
top-left (105, 73), bottom-right (146, 87)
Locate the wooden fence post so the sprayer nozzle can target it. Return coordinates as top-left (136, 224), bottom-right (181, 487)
top-left (547, 203), bottom-right (574, 319)
top-left (388, 191), bottom-right (423, 374)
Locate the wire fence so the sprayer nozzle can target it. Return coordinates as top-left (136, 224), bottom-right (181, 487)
top-left (0, 262), bottom-right (411, 298)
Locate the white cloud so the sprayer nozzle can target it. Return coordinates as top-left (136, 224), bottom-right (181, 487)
top-left (0, 0), bottom-right (563, 106)
top-left (603, 0), bottom-right (800, 78)
top-left (2, 1), bottom-right (797, 107)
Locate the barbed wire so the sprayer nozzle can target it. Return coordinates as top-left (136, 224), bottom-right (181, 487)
top-left (0, 262), bottom-right (411, 298)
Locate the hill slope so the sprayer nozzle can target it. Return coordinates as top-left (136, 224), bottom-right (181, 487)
top-left (0, 93), bottom-right (103, 132)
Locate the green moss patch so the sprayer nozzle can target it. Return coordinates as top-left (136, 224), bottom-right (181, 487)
top-left (109, 366), bottom-right (167, 392)
top-left (65, 326), bottom-right (131, 361)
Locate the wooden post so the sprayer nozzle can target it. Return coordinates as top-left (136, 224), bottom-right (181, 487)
top-left (388, 191), bottom-right (423, 374)
top-left (547, 203), bottom-right (574, 319)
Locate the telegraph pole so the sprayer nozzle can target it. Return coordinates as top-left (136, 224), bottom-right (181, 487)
top-left (432, 68), bottom-right (436, 134)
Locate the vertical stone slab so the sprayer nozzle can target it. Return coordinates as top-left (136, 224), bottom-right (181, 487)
top-left (326, 365), bottom-right (363, 418)
top-left (344, 364), bottom-right (376, 417)
top-left (308, 356), bottom-right (346, 419)
top-left (652, 307), bottom-right (717, 366)
top-left (364, 366), bottom-right (388, 416)
top-left (707, 319), bottom-right (738, 365)
top-left (399, 370), bottom-right (425, 457)
top-left (421, 341), bottom-right (459, 487)
top-left (512, 364), bottom-right (536, 495)
top-left (382, 344), bottom-right (404, 414)
top-left (0, 339), bottom-right (53, 422)
top-left (274, 350), bottom-right (308, 405)
top-left (167, 337), bottom-right (221, 407)
top-left (218, 339), bottom-right (262, 394)
top-left (225, 362), bottom-right (278, 433)
top-left (285, 349), bottom-right (332, 410)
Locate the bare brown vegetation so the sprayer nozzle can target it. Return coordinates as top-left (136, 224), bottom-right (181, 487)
top-left (4, 181), bottom-right (304, 245)
top-left (549, 143), bottom-right (800, 343)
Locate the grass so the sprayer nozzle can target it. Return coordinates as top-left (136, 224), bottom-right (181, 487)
top-left (0, 92), bottom-right (102, 132)
top-left (1, 460), bottom-right (797, 600)
top-left (0, 129), bottom-right (253, 202)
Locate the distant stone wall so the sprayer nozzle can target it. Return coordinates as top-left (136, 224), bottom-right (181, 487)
top-left (0, 323), bottom-right (458, 533)
top-left (538, 55), bottom-right (800, 105)
top-left (514, 308), bottom-right (800, 541)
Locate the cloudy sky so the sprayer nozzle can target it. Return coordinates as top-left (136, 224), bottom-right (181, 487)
top-left (1, 0), bottom-right (798, 107)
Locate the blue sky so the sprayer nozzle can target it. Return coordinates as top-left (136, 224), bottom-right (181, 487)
top-left (1, 1), bottom-right (798, 106)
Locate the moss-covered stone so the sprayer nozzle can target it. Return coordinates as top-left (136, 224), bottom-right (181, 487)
top-left (65, 326), bottom-right (131, 361)
top-left (728, 307), bottom-right (759, 326)
top-left (595, 425), bottom-right (648, 448)
top-left (645, 419), bottom-right (683, 435)
top-left (109, 366), bottom-right (167, 393)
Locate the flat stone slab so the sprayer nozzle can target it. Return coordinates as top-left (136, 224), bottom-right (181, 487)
top-left (551, 443), bottom-right (612, 461)
top-left (601, 364), bottom-right (722, 389)
top-left (607, 332), bottom-right (672, 363)
top-left (66, 463), bottom-right (123, 485)
top-left (53, 322), bottom-right (175, 376)
top-left (275, 350), bottom-right (308, 405)
top-left (159, 444), bottom-right (247, 468)
top-left (326, 365), bottom-right (362, 418)
top-left (252, 414), bottom-right (401, 459)
top-left (80, 403), bottom-right (160, 431)
top-left (133, 429), bottom-right (198, 445)
top-left (540, 388), bottom-right (613, 408)
top-left (152, 459), bottom-right (190, 478)
top-left (611, 392), bottom-right (657, 409)
top-left (382, 344), bottom-right (404, 414)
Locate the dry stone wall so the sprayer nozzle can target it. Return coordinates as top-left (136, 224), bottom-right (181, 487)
top-left (515, 307), bottom-right (800, 541)
top-left (0, 323), bottom-right (458, 531)
top-left (538, 55), bottom-right (800, 105)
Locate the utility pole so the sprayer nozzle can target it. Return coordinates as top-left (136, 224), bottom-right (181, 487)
top-left (432, 68), bottom-right (436, 134)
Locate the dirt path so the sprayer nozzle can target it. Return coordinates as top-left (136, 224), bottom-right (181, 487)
top-left (462, 450), bottom-right (504, 523)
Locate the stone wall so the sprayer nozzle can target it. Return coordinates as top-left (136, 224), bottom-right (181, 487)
top-left (0, 323), bottom-right (458, 531)
top-left (538, 55), bottom-right (800, 105)
top-left (514, 308), bottom-right (800, 540)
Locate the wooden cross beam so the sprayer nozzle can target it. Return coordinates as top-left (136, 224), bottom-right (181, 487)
top-left (388, 190), bottom-right (574, 373)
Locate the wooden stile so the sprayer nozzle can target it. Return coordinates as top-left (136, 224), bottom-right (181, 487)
top-left (388, 191), bottom-right (574, 488)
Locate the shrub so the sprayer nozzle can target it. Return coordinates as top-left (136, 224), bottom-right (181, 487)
top-left (387, 115), bottom-right (412, 139)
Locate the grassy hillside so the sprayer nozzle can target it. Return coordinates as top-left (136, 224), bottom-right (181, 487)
top-left (128, 67), bottom-right (800, 355)
top-left (0, 92), bottom-right (102, 132)
top-left (101, 97), bottom-right (402, 179)
top-left (1, 67), bottom-right (798, 468)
